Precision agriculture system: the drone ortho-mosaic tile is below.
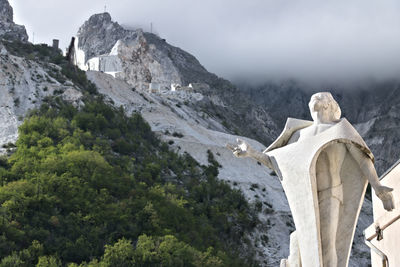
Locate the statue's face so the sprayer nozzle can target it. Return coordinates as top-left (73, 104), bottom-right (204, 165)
top-left (309, 92), bottom-right (339, 123)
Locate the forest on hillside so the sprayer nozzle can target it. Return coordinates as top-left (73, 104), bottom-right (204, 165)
top-left (0, 41), bottom-right (261, 266)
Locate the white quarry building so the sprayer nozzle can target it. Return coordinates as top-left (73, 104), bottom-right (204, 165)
top-left (170, 83), bottom-right (181, 92)
top-left (74, 39), bottom-right (123, 78)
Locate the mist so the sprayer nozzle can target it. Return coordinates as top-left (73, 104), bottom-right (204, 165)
top-left (8, 0), bottom-right (400, 85)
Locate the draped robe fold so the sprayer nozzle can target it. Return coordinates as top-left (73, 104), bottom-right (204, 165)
top-left (264, 118), bottom-right (373, 267)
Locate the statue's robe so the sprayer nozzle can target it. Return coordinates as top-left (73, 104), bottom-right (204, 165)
top-left (264, 118), bottom-right (373, 267)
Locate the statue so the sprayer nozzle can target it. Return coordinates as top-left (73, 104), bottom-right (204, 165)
top-left (227, 92), bottom-right (395, 267)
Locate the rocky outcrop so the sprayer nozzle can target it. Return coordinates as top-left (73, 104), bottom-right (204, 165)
top-left (0, 0), bottom-right (28, 42)
top-left (75, 12), bottom-right (280, 145)
top-left (75, 13), bottom-right (223, 91)
top-left (76, 13), bottom-right (182, 90)
top-left (76, 13), bottom-right (131, 62)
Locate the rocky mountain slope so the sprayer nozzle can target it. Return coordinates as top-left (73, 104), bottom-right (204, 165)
top-left (74, 13), bottom-right (279, 146)
top-left (86, 71), bottom-right (291, 265)
top-left (86, 70), bottom-right (373, 267)
top-left (0, 38), bottom-right (293, 264)
top-left (0, 41), bottom-right (83, 152)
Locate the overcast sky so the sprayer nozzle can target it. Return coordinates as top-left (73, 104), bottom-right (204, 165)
top-left (8, 0), bottom-right (400, 85)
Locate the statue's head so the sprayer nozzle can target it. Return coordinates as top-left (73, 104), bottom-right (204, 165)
top-left (308, 92), bottom-right (341, 123)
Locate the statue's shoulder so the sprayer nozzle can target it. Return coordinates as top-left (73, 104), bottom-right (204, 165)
top-left (337, 117), bottom-right (350, 125)
top-left (285, 117), bottom-right (313, 130)
top-left (335, 118), bottom-right (358, 134)
top-left (264, 118), bottom-right (312, 152)
top-left (335, 118), bottom-right (375, 161)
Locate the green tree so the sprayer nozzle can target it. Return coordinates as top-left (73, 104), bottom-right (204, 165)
top-left (36, 255), bottom-right (61, 267)
top-left (101, 238), bottom-right (135, 267)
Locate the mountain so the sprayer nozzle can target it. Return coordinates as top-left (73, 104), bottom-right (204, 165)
top-left (75, 12), bottom-right (226, 90)
top-left (0, 18), bottom-right (259, 267)
top-left (0, 6), bottom-right (275, 266)
top-left (0, 0), bottom-right (28, 42)
top-left (0, 4), bottom-right (381, 266)
top-left (75, 12), bottom-right (212, 91)
top-left (74, 13), bottom-right (280, 146)
top-left (73, 12), bottom-right (376, 266)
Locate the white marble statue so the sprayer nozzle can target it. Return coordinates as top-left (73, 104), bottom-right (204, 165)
top-left (227, 92), bottom-right (395, 267)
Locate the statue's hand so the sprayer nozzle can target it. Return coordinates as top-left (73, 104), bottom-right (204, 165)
top-left (375, 186), bottom-right (395, 211)
top-left (226, 139), bottom-right (252, 158)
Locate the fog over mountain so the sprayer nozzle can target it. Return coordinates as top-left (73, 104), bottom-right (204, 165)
top-left (9, 0), bottom-right (400, 85)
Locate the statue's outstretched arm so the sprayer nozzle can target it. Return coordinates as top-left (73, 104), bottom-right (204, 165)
top-left (227, 139), bottom-right (274, 170)
top-left (346, 144), bottom-right (395, 211)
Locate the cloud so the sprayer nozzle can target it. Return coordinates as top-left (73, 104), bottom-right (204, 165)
top-left (8, 0), bottom-right (400, 85)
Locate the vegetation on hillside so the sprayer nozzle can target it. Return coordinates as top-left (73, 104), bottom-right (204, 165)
top-left (0, 94), bottom-right (258, 266)
top-left (2, 40), bottom-right (97, 95)
top-left (0, 39), bottom-right (261, 266)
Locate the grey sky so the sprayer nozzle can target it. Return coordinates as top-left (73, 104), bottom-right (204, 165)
top-left (8, 0), bottom-right (400, 85)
